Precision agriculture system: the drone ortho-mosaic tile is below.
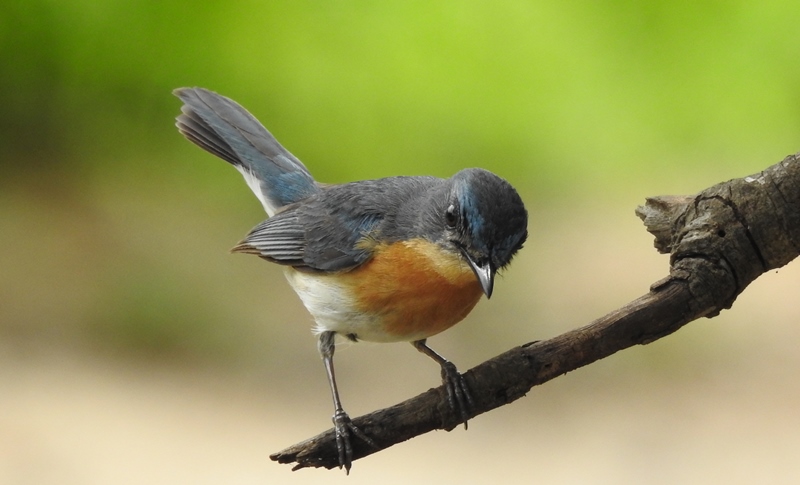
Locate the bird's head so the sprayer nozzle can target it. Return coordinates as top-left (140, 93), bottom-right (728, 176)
top-left (433, 168), bottom-right (528, 298)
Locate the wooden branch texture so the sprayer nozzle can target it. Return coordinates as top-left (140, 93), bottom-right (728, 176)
top-left (271, 152), bottom-right (800, 471)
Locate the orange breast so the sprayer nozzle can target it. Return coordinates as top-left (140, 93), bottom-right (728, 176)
top-left (338, 239), bottom-right (484, 341)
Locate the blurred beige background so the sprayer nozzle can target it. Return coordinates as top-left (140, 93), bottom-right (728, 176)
top-left (3, 2), bottom-right (800, 484)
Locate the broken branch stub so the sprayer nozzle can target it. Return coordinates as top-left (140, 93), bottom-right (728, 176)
top-left (636, 152), bottom-right (800, 315)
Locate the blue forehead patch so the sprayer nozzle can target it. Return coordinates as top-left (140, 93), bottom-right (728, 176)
top-left (456, 184), bottom-right (490, 254)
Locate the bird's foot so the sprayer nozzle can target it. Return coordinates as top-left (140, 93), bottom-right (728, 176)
top-left (439, 361), bottom-right (474, 429)
top-left (332, 409), bottom-right (377, 473)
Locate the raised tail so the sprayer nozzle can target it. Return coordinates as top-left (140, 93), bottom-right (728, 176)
top-left (174, 87), bottom-right (318, 216)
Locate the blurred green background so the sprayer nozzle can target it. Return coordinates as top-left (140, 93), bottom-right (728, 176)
top-left (3, 1), bottom-right (800, 484)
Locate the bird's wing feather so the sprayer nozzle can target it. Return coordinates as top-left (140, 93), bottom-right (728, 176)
top-left (232, 177), bottom-right (440, 272)
top-left (232, 197), bottom-right (383, 272)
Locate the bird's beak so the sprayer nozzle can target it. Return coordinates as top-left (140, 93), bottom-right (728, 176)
top-left (462, 251), bottom-right (495, 298)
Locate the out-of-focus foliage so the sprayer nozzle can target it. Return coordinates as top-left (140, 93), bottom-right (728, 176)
top-left (2, 0), bottom-right (800, 360)
top-left (4, 1), bottom-right (800, 184)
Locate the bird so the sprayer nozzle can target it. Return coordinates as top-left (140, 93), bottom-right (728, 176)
top-left (173, 87), bottom-right (528, 472)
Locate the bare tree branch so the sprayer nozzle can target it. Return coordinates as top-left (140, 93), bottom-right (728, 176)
top-left (271, 153), bottom-right (800, 471)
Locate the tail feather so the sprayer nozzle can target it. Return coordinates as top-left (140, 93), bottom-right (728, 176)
top-left (174, 87), bottom-right (318, 215)
top-left (177, 105), bottom-right (240, 165)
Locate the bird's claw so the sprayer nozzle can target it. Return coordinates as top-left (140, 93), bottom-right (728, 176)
top-left (440, 361), bottom-right (474, 429)
top-left (332, 409), bottom-right (377, 473)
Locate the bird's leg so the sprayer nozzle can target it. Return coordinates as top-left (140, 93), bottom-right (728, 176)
top-left (318, 331), bottom-right (376, 473)
top-left (412, 339), bottom-right (473, 429)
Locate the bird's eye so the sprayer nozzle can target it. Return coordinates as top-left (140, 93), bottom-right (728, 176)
top-left (445, 204), bottom-right (458, 228)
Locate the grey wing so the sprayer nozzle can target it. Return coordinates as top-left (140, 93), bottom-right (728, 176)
top-left (231, 205), bottom-right (382, 272)
top-left (231, 213), bottom-right (308, 266)
top-left (231, 177), bottom-right (437, 272)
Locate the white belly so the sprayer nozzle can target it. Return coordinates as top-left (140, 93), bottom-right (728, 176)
top-left (283, 268), bottom-right (405, 342)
